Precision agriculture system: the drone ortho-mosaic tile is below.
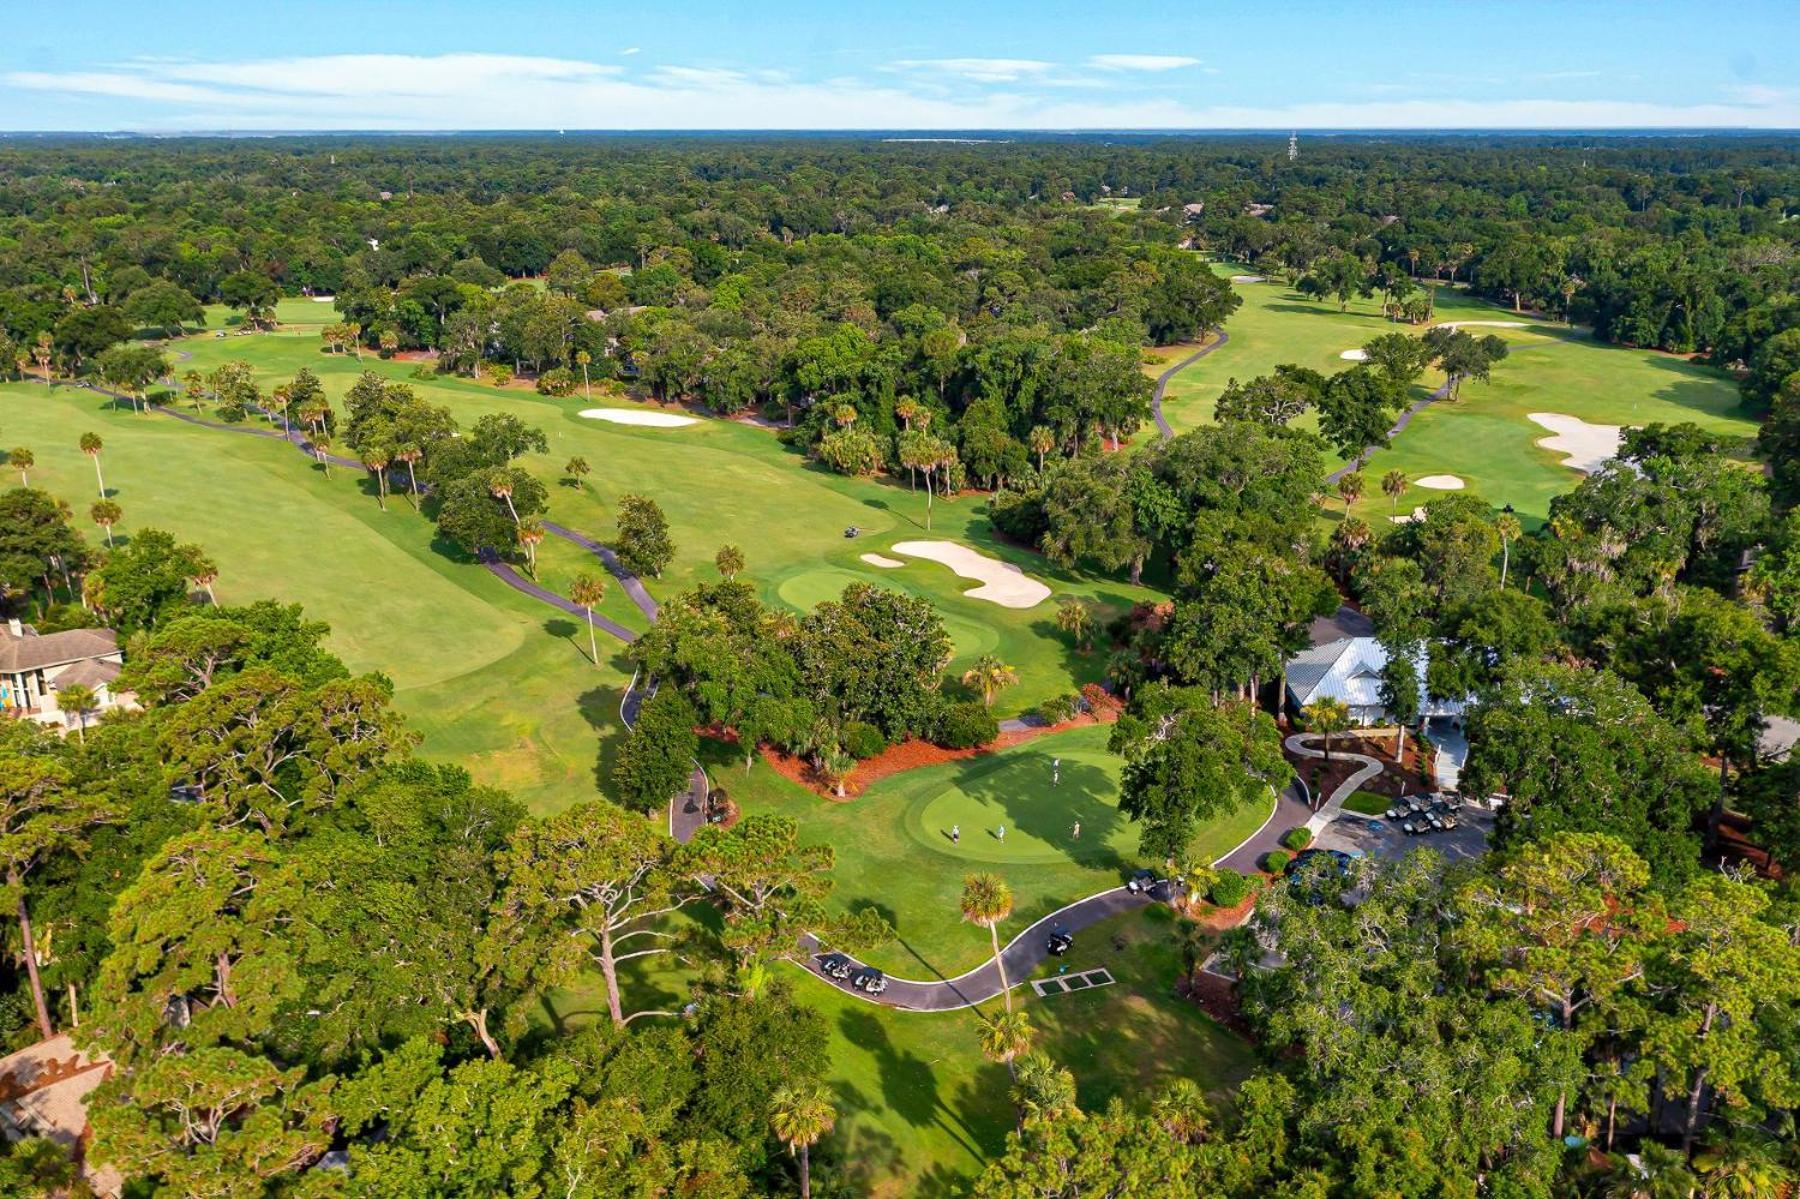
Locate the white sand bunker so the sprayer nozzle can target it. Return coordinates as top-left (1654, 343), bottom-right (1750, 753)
top-left (860, 553), bottom-right (904, 569)
top-left (1414, 474), bottom-right (1465, 490)
top-left (1339, 348), bottom-right (1369, 361)
top-left (1391, 506), bottom-right (1429, 525)
top-left (1231, 274), bottom-right (1266, 283)
top-left (579, 408), bottom-right (698, 428)
top-left (1528, 412), bottom-right (1622, 474)
top-left (890, 541), bottom-right (1051, 609)
top-left (1433, 320), bottom-right (1529, 330)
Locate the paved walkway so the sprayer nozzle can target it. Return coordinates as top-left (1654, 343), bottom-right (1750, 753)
top-left (1149, 330), bottom-right (1230, 440)
top-left (1284, 733), bottom-right (1384, 831)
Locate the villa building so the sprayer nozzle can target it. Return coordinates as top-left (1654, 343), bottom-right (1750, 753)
top-left (1284, 636), bottom-right (1466, 727)
top-left (0, 618), bottom-right (131, 732)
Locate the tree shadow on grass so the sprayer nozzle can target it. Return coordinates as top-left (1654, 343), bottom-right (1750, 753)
top-left (837, 1006), bottom-right (985, 1159)
top-left (578, 684), bottom-right (629, 797)
top-left (950, 752), bottom-right (1128, 872)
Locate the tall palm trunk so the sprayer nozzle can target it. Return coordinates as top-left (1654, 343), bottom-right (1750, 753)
top-left (990, 924), bottom-right (1011, 1012)
top-left (584, 607), bottom-right (599, 665)
top-left (11, 870), bottom-right (52, 1039)
top-left (92, 457), bottom-right (105, 497)
top-left (799, 1144), bottom-right (812, 1199)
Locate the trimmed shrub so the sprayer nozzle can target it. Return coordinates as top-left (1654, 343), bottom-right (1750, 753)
top-left (1264, 849), bottom-right (1292, 874)
top-left (1280, 826), bottom-right (1313, 851)
top-left (1208, 870), bottom-right (1249, 908)
top-left (840, 720), bottom-right (887, 761)
top-left (935, 700), bottom-right (999, 750)
top-left (536, 367), bottom-right (576, 396)
top-left (1037, 693), bottom-right (1080, 724)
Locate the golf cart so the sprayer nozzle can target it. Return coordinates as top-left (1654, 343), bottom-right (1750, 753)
top-left (817, 953), bottom-right (854, 981)
top-left (1126, 869), bottom-right (1161, 895)
top-left (843, 526), bottom-right (861, 538)
top-left (1046, 927), bottom-right (1074, 956)
top-left (852, 967), bottom-right (888, 996)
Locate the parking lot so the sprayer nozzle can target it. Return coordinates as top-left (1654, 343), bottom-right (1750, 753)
top-left (1315, 800), bottom-right (1494, 866)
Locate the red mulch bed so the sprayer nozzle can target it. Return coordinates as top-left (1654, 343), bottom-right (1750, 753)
top-left (1179, 968), bottom-right (1250, 1037)
top-left (755, 701), bottom-right (1122, 801)
top-left (1284, 730), bottom-right (1434, 801)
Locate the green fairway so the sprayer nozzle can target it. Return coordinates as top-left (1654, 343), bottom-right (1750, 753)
top-left (1349, 325), bottom-right (1755, 526)
top-left (173, 328), bottom-right (1161, 718)
top-left (1153, 265), bottom-right (1752, 525)
top-left (0, 381), bottom-right (636, 813)
top-left (704, 723), bottom-right (1275, 977)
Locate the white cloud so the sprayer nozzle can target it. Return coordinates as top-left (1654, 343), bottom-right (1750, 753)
top-left (6, 53), bottom-right (1799, 131)
top-left (1086, 54), bottom-right (1201, 72)
top-left (620, 47), bottom-right (641, 56)
top-left (888, 58), bottom-right (1057, 83)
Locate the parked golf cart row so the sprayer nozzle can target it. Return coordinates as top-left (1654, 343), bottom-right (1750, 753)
top-left (1381, 792), bottom-right (1463, 835)
top-left (816, 953), bottom-right (887, 995)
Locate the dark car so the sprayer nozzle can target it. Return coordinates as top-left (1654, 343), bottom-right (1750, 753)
top-left (1284, 848), bottom-right (1355, 879)
top-left (817, 953), bottom-right (854, 981)
top-left (852, 968), bottom-right (888, 995)
top-left (1047, 929), bottom-right (1074, 956)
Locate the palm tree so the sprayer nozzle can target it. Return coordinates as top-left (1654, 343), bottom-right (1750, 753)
top-left (90, 499), bottom-right (121, 547)
top-left (818, 744), bottom-right (855, 799)
top-left (55, 684), bottom-right (96, 743)
top-left (832, 403), bottom-right (858, 428)
top-left (895, 396), bottom-right (919, 431)
top-left (1694, 1134), bottom-right (1794, 1199)
top-left (1381, 469), bottom-right (1407, 514)
top-left (1150, 1078), bottom-right (1212, 1144)
top-left (378, 328), bottom-right (399, 356)
top-left (1329, 517), bottom-right (1373, 584)
top-left (190, 561), bottom-right (219, 605)
top-left (312, 432), bottom-right (334, 479)
top-left (1301, 696), bottom-right (1351, 767)
top-left (769, 1084), bottom-right (835, 1199)
top-left (569, 573), bottom-right (607, 666)
top-left (1104, 649), bottom-right (1139, 701)
top-left (1336, 470), bottom-right (1365, 513)
top-left (961, 874), bottom-right (1016, 1011)
top-left (489, 471), bottom-right (520, 525)
top-left (1496, 511), bottom-right (1522, 589)
top-left (980, 1009), bottom-right (1033, 1081)
top-left (564, 456), bottom-right (591, 488)
top-left (32, 332), bottom-right (52, 385)
top-left (10, 447), bottom-right (33, 486)
top-left (1597, 1143), bottom-right (1698, 1199)
top-left (1028, 425), bottom-right (1055, 473)
top-left (1011, 1052), bottom-right (1077, 1126)
top-left (394, 446), bottom-right (423, 503)
top-left (79, 432), bottom-right (105, 497)
top-left (362, 448), bottom-right (392, 511)
top-left (1054, 596), bottom-right (1093, 650)
top-left (715, 544), bottom-right (746, 580)
top-left (575, 349), bottom-right (592, 400)
top-left (517, 520), bottom-right (545, 577)
top-left (962, 655), bottom-right (1018, 708)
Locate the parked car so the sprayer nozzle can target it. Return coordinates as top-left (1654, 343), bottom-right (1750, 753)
top-left (1047, 929), bottom-right (1074, 956)
top-left (852, 968), bottom-right (888, 995)
top-left (1285, 848), bottom-right (1355, 879)
top-left (818, 953), bottom-right (854, 981)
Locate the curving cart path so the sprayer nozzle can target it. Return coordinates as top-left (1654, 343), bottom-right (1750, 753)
top-left (1149, 330), bottom-right (1230, 440)
top-left (1325, 379), bottom-right (1455, 486)
top-left (1283, 733), bottom-right (1384, 829)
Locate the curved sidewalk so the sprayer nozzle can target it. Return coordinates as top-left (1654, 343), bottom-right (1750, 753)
top-left (1149, 330), bottom-right (1229, 439)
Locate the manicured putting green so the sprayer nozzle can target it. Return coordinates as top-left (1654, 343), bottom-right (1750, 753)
top-left (908, 740), bottom-right (1130, 864)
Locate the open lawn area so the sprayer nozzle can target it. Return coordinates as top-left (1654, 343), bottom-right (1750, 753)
top-left (547, 905), bottom-right (1254, 1198)
top-left (0, 380), bottom-right (638, 813)
top-left (701, 723), bottom-right (1275, 977)
top-left (172, 327), bottom-right (1163, 718)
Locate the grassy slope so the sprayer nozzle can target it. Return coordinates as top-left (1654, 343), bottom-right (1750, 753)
top-left (702, 723), bottom-right (1274, 976)
top-left (0, 380), bottom-right (634, 813)
top-left (550, 905), bottom-right (1254, 1199)
top-left (175, 330), bottom-right (1163, 718)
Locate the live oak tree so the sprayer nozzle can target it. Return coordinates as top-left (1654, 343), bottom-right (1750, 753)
top-left (611, 687), bottom-right (698, 813)
top-left (615, 493), bottom-right (674, 578)
top-left (492, 801), bottom-right (700, 1029)
top-left (1109, 684), bottom-right (1289, 862)
top-left (0, 749), bottom-right (117, 1038)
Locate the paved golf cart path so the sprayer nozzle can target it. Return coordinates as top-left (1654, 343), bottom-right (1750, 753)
top-left (1284, 733), bottom-right (1384, 829)
top-left (1150, 330), bottom-right (1230, 439)
top-left (1324, 379), bottom-right (1455, 486)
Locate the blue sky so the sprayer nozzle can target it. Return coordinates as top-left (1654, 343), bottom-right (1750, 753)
top-left (3, 0), bottom-right (1795, 130)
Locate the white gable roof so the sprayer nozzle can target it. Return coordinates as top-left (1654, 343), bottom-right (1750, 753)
top-left (1286, 636), bottom-right (1465, 720)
